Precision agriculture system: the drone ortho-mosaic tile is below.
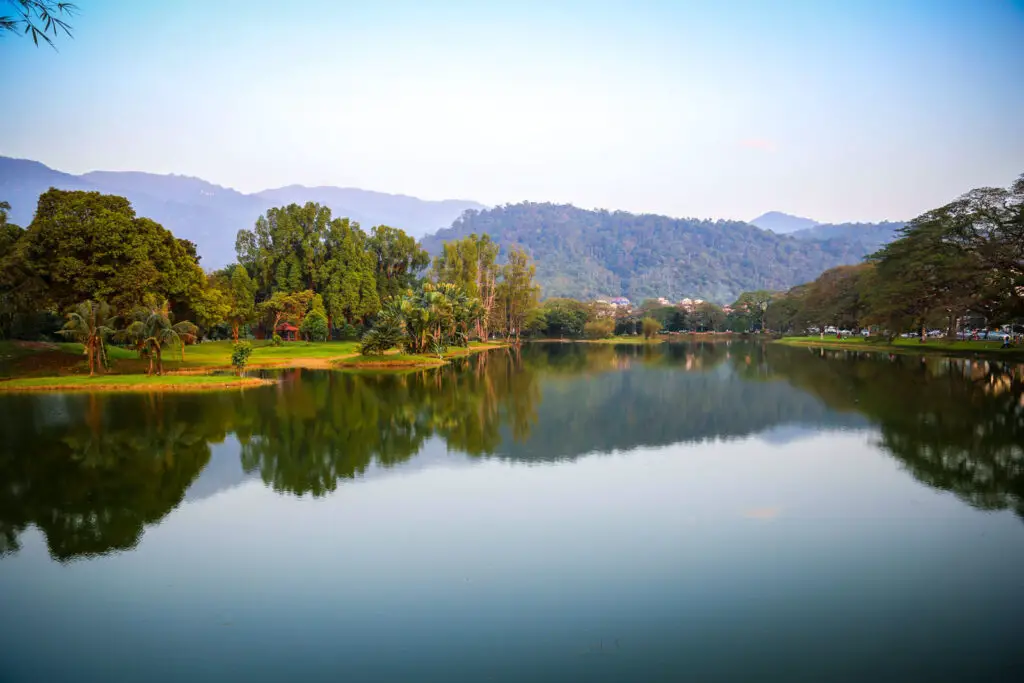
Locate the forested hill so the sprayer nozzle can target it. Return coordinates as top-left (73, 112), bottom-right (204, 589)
top-left (421, 203), bottom-right (890, 303)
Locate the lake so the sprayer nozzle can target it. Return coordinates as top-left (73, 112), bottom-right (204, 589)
top-left (1, 341), bottom-right (1022, 682)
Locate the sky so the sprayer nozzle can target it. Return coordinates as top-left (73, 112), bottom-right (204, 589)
top-left (1, 0), bottom-right (1022, 223)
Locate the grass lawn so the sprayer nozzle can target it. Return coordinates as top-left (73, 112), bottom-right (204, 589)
top-left (335, 341), bottom-right (507, 368)
top-left (775, 335), bottom-right (1023, 358)
top-left (579, 336), bottom-right (664, 345)
top-left (0, 373), bottom-right (270, 392)
top-left (0, 339), bottom-right (362, 378)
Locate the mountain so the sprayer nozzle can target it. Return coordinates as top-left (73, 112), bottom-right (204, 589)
top-left (421, 202), bottom-right (887, 303)
top-left (789, 221), bottom-right (904, 257)
top-left (0, 157), bottom-right (485, 267)
top-left (748, 211), bottom-right (819, 234)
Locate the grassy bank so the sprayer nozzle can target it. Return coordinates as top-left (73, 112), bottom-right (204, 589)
top-left (774, 335), bottom-right (1024, 359)
top-left (334, 341), bottom-right (508, 369)
top-left (0, 373), bottom-right (271, 393)
top-left (0, 339), bottom-right (507, 391)
top-left (578, 335), bottom-right (664, 345)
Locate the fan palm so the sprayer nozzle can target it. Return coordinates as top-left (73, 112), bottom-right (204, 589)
top-left (58, 300), bottom-right (117, 376)
top-left (120, 301), bottom-right (198, 375)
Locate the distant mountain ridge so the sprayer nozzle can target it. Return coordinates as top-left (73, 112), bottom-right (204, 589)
top-left (748, 211), bottom-right (819, 234)
top-left (422, 202), bottom-right (902, 303)
top-left (0, 157), bottom-right (486, 267)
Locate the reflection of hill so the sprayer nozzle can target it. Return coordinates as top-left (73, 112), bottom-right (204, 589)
top-left (495, 351), bottom-right (866, 462)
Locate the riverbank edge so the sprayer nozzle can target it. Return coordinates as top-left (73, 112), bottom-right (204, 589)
top-left (334, 341), bottom-right (510, 369)
top-left (0, 375), bottom-right (273, 393)
top-left (773, 337), bottom-right (1024, 360)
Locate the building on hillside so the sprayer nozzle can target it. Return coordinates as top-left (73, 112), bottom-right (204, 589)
top-left (678, 298), bottom-right (707, 312)
top-left (656, 297), bottom-right (671, 306)
top-left (610, 297), bottom-right (631, 307)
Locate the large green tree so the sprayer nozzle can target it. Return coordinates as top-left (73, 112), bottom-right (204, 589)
top-left (21, 189), bottom-right (205, 314)
top-left (321, 218), bottom-right (380, 327)
top-left (368, 225), bottom-right (430, 302)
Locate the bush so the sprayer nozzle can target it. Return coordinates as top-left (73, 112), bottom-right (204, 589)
top-left (338, 323), bottom-right (360, 341)
top-left (300, 311), bottom-right (329, 342)
top-left (583, 319), bottom-right (615, 339)
top-left (641, 317), bottom-right (661, 339)
top-left (231, 341), bottom-right (253, 375)
top-left (271, 333), bottom-right (283, 347)
top-left (359, 320), bottom-right (402, 355)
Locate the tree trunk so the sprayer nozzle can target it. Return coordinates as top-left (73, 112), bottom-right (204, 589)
top-left (232, 322), bottom-right (239, 343)
top-left (148, 351), bottom-right (154, 376)
top-left (157, 347), bottom-right (164, 375)
top-left (87, 338), bottom-right (94, 377)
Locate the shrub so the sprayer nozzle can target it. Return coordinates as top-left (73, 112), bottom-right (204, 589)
top-left (641, 317), bottom-right (661, 339)
top-left (339, 323), bottom-right (359, 341)
top-left (583, 319), bottom-right (615, 339)
top-left (231, 341), bottom-right (253, 375)
top-left (271, 333), bottom-right (283, 347)
top-left (300, 311), bottom-right (329, 342)
top-left (359, 319), bottom-right (402, 355)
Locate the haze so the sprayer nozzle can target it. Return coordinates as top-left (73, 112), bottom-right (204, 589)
top-left (1, 0), bottom-right (1021, 223)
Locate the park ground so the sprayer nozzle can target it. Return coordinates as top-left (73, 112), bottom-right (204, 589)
top-left (774, 335), bottom-right (1024, 359)
top-left (0, 339), bottom-right (506, 392)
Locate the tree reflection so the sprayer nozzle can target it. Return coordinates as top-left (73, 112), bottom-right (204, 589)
top-left (0, 393), bottom-right (228, 561)
top-left (3, 342), bottom-right (1022, 561)
top-left (759, 346), bottom-right (1024, 518)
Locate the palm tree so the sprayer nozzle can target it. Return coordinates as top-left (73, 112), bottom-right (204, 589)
top-left (121, 301), bottom-right (198, 375)
top-left (58, 300), bottom-right (118, 376)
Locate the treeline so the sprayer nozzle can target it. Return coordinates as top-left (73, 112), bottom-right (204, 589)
top-left (761, 173), bottom-right (1024, 337)
top-left (0, 189), bottom-right (542, 363)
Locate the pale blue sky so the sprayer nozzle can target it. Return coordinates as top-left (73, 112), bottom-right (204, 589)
top-left (1, 0), bottom-right (1021, 222)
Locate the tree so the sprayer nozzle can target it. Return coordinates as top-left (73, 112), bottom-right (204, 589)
top-left (641, 317), bottom-right (661, 339)
top-left (694, 301), bottom-right (726, 332)
top-left (21, 189), bottom-right (205, 314)
top-left (0, 0), bottom-right (75, 48)
top-left (225, 265), bottom-right (257, 341)
top-left (259, 290), bottom-right (314, 336)
top-left (583, 319), bottom-right (615, 339)
top-left (368, 225), bottom-right (429, 302)
top-left (731, 290), bottom-right (776, 332)
top-left (301, 294), bottom-right (329, 342)
top-left (57, 300), bottom-right (116, 376)
top-left (494, 248), bottom-right (539, 343)
top-left (231, 341), bottom-right (252, 375)
top-left (539, 298), bottom-right (589, 338)
top-left (433, 233), bottom-right (500, 340)
top-left (321, 218), bottom-right (380, 327)
top-left (121, 300), bottom-right (198, 374)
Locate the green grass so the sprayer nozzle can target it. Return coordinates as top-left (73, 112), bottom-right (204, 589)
top-left (776, 335), bottom-right (1022, 357)
top-left (173, 340), bottom-right (361, 366)
top-left (580, 336), bottom-right (663, 345)
top-left (0, 373), bottom-right (269, 392)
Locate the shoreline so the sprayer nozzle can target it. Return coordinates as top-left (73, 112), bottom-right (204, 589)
top-left (773, 336), bottom-right (1024, 360)
top-left (0, 375), bottom-right (273, 393)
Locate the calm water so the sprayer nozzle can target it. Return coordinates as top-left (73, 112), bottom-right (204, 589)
top-left (1, 342), bottom-right (1023, 682)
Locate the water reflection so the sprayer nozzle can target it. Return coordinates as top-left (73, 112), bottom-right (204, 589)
top-left (1, 342), bottom-right (1022, 561)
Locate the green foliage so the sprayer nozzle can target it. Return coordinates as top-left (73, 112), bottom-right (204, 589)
top-left (338, 323), bottom-right (360, 341)
top-left (584, 319), bottom-right (615, 339)
top-left (119, 300), bottom-right (198, 375)
top-left (368, 225), bottom-right (430, 302)
top-left (19, 189), bottom-right (205, 314)
top-left (641, 317), bottom-right (661, 339)
top-left (231, 341), bottom-right (252, 374)
top-left (421, 202), bottom-right (886, 303)
top-left (57, 300), bottom-right (117, 376)
top-left (539, 298), bottom-right (589, 338)
top-left (300, 310), bottom-right (329, 342)
top-left (271, 333), bottom-right (283, 347)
